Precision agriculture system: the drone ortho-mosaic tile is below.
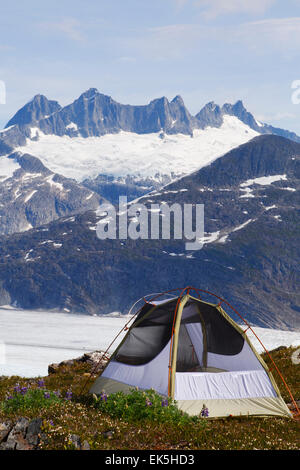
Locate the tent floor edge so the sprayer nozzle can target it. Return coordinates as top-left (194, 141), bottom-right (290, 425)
top-left (176, 396), bottom-right (292, 419)
top-left (89, 376), bottom-right (167, 397)
top-left (90, 378), bottom-right (292, 419)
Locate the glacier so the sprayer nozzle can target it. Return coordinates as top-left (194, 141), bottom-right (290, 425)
top-left (0, 307), bottom-right (299, 378)
top-left (15, 116), bottom-right (258, 183)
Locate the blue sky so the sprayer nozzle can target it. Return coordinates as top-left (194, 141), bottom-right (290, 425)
top-left (1, 0), bottom-right (300, 132)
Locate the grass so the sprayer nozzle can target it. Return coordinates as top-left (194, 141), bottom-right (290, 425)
top-left (0, 347), bottom-right (299, 450)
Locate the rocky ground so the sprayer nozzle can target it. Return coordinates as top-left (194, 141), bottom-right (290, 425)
top-left (0, 417), bottom-right (43, 450)
top-left (0, 350), bottom-right (110, 450)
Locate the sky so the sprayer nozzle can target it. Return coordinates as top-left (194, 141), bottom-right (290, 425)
top-left (1, 0), bottom-right (300, 132)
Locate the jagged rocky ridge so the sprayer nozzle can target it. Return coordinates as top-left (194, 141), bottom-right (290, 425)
top-left (2, 89), bottom-right (300, 140)
top-left (196, 100), bottom-right (300, 142)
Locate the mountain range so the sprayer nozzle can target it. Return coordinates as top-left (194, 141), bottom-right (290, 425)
top-left (0, 90), bottom-right (299, 329)
top-left (1, 89), bottom-right (299, 227)
top-left (3, 88), bottom-right (300, 140)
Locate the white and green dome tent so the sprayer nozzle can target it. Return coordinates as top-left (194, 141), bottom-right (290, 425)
top-left (90, 288), bottom-right (293, 418)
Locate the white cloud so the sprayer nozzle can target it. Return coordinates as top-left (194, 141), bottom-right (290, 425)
top-left (236, 17), bottom-right (300, 52)
top-left (39, 18), bottom-right (85, 43)
top-left (116, 56), bottom-right (137, 63)
top-left (131, 14), bottom-right (300, 63)
top-left (0, 45), bottom-right (14, 51)
top-left (171, 0), bottom-right (188, 6)
top-left (172, 0), bottom-right (189, 9)
top-left (256, 112), bottom-right (297, 122)
top-left (194, 0), bottom-right (275, 19)
top-left (142, 23), bottom-right (207, 60)
top-left (245, 16), bottom-right (300, 38)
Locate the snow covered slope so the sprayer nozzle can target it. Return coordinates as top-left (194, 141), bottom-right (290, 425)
top-left (0, 307), bottom-right (299, 377)
top-left (0, 154), bottom-right (20, 181)
top-left (16, 115), bottom-right (258, 182)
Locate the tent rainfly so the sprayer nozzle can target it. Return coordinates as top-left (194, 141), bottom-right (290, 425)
top-left (90, 289), bottom-right (293, 418)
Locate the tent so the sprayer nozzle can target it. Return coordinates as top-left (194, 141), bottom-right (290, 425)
top-left (90, 289), bottom-right (292, 418)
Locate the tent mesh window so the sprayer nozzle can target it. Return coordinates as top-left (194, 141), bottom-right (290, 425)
top-left (196, 303), bottom-right (244, 356)
top-left (176, 302), bottom-right (244, 372)
top-left (114, 300), bottom-right (177, 365)
top-left (114, 299), bottom-right (245, 367)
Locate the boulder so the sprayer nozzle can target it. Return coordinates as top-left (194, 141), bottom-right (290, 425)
top-left (48, 350), bottom-right (109, 375)
top-left (0, 417), bottom-right (43, 450)
top-left (0, 421), bottom-right (13, 443)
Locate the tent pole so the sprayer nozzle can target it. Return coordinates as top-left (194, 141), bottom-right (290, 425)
top-left (167, 287), bottom-right (190, 397)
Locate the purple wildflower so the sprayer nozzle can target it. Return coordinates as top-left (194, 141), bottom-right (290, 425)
top-left (145, 398), bottom-right (152, 407)
top-left (161, 399), bottom-right (168, 407)
top-left (6, 395), bottom-right (13, 400)
top-left (54, 390), bottom-right (61, 397)
top-left (44, 392), bottom-right (51, 399)
top-left (65, 390), bottom-right (72, 401)
top-left (37, 379), bottom-right (45, 388)
top-left (13, 383), bottom-right (21, 393)
top-left (100, 392), bottom-right (107, 402)
top-left (20, 386), bottom-right (28, 395)
top-left (49, 420), bottom-right (54, 426)
top-left (200, 404), bottom-right (209, 418)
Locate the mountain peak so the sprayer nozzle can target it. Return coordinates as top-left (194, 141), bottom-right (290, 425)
top-left (222, 99), bottom-right (249, 116)
top-left (232, 99), bottom-right (247, 111)
top-left (30, 93), bottom-right (48, 103)
top-left (195, 101), bottom-right (223, 129)
top-left (171, 95), bottom-right (185, 106)
top-left (150, 96), bottom-right (169, 105)
top-left (80, 87), bottom-right (99, 98)
top-left (234, 99), bottom-right (244, 106)
top-left (5, 94), bottom-right (61, 129)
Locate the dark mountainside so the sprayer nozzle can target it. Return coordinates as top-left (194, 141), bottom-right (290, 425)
top-left (0, 135), bottom-right (298, 329)
top-left (0, 152), bottom-right (104, 235)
